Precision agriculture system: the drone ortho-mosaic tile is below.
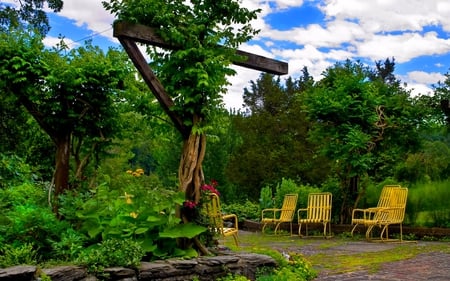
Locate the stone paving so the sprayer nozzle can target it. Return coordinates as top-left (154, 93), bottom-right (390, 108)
top-left (237, 231), bottom-right (450, 281)
top-left (312, 244), bottom-right (450, 281)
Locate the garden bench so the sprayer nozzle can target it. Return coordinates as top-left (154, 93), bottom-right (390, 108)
top-left (351, 185), bottom-right (408, 242)
top-left (261, 193), bottom-right (298, 235)
top-left (297, 192), bottom-right (332, 238)
top-left (204, 193), bottom-right (239, 246)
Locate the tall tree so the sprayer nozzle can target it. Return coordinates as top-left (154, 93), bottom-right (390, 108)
top-left (305, 59), bottom-right (422, 223)
top-left (0, 30), bottom-right (133, 210)
top-left (103, 0), bottom-right (260, 209)
top-left (0, 0), bottom-right (63, 35)
top-left (228, 71), bottom-right (327, 200)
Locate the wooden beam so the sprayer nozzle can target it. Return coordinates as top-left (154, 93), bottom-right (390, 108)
top-left (113, 21), bottom-right (288, 75)
top-left (118, 37), bottom-right (189, 137)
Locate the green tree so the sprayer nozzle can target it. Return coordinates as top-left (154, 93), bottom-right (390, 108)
top-left (227, 71), bottom-right (327, 200)
top-left (103, 0), bottom-right (260, 208)
top-left (0, 0), bottom-right (63, 35)
top-left (0, 30), bottom-right (133, 209)
top-left (305, 59), bottom-right (421, 223)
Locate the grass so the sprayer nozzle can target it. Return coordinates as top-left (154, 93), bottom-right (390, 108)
top-left (221, 231), bottom-right (450, 276)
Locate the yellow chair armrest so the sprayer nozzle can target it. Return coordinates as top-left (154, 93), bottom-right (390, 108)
top-left (222, 214), bottom-right (238, 229)
top-left (297, 208), bottom-right (308, 219)
top-left (261, 208), bottom-right (282, 220)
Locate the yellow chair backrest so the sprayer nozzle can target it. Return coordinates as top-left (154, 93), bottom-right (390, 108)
top-left (279, 194), bottom-right (298, 222)
top-left (204, 193), bottom-right (224, 232)
top-left (305, 192), bottom-right (332, 221)
top-left (384, 187), bottom-right (408, 223)
top-left (377, 185), bottom-right (401, 208)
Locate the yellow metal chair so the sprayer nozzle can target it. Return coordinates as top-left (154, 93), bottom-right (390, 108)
top-left (261, 194), bottom-right (298, 235)
top-left (363, 187), bottom-right (408, 242)
top-left (297, 192), bottom-right (333, 238)
top-left (351, 185), bottom-right (401, 237)
top-left (204, 193), bottom-right (239, 246)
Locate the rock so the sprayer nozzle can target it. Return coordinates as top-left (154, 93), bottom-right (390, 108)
top-left (0, 265), bottom-right (36, 281)
top-left (42, 266), bottom-right (87, 281)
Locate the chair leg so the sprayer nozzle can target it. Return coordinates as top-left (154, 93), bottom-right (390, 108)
top-left (298, 223), bottom-right (303, 236)
top-left (399, 224), bottom-right (403, 242)
top-left (366, 225), bottom-right (375, 240)
top-left (274, 223), bottom-right (281, 234)
top-left (232, 234), bottom-right (239, 247)
top-left (350, 224), bottom-right (358, 237)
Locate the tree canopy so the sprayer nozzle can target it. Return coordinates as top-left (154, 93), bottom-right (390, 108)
top-left (0, 0), bottom-right (63, 35)
top-left (0, 29), bottom-right (134, 207)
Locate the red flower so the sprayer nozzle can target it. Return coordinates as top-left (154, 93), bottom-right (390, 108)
top-left (201, 183), bottom-right (220, 196)
top-left (183, 200), bottom-right (197, 209)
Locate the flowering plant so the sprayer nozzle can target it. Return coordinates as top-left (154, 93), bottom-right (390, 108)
top-left (180, 180), bottom-right (221, 247)
top-left (182, 179), bottom-right (220, 212)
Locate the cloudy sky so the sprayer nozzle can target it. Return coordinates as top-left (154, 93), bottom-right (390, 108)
top-left (4, 0), bottom-right (450, 109)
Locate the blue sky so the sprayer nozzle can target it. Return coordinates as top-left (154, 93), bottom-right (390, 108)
top-left (3, 0), bottom-right (450, 109)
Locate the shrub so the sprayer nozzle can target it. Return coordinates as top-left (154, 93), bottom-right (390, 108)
top-left (76, 238), bottom-right (145, 274)
top-left (222, 200), bottom-right (260, 222)
top-left (252, 249), bottom-right (317, 281)
top-left (259, 185), bottom-right (274, 210)
top-left (0, 183), bottom-right (73, 263)
top-left (0, 243), bottom-right (37, 267)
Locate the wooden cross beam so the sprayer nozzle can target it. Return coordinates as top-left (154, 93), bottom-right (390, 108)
top-left (114, 22), bottom-right (288, 75)
top-left (113, 21), bottom-right (288, 137)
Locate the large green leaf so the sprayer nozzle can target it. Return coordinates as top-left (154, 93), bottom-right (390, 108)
top-left (159, 223), bottom-right (207, 239)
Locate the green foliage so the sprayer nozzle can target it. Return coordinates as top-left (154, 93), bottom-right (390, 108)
top-left (251, 249), bottom-right (317, 281)
top-left (217, 273), bottom-right (250, 281)
top-left (104, 0), bottom-right (260, 126)
top-left (50, 229), bottom-right (87, 262)
top-left (0, 0), bottom-right (63, 36)
top-left (74, 172), bottom-right (204, 260)
top-left (274, 178), bottom-right (320, 213)
top-left (76, 238), bottom-right (145, 274)
top-left (259, 185), bottom-right (274, 210)
top-left (407, 180), bottom-right (450, 227)
top-left (396, 140), bottom-right (450, 183)
top-left (0, 183), bottom-right (74, 263)
top-left (228, 73), bottom-right (328, 200)
top-left (0, 154), bottom-right (35, 188)
top-left (0, 243), bottom-right (37, 267)
top-left (222, 200), bottom-right (260, 222)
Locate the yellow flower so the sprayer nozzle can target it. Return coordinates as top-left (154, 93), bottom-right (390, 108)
top-left (130, 212), bottom-right (138, 218)
top-left (124, 192), bottom-right (133, 204)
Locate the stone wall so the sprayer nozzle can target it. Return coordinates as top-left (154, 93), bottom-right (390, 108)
top-left (0, 253), bottom-right (277, 281)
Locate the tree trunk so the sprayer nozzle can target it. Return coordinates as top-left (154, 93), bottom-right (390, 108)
top-left (52, 133), bottom-right (71, 212)
top-left (178, 116), bottom-right (206, 203)
top-left (176, 116), bottom-right (209, 255)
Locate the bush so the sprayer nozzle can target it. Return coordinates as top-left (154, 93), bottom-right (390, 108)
top-left (76, 238), bottom-right (145, 274)
top-left (222, 200), bottom-right (260, 222)
top-left (407, 180), bottom-right (450, 227)
top-left (0, 183), bottom-right (73, 263)
top-left (0, 243), bottom-right (37, 267)
top-left (271, 178), bottom-right (321, 220)
top-left (252, 249), bottom-right (317, 281)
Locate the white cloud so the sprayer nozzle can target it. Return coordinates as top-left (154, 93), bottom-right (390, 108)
top-left (57, 0), bottom-right (115, 42)
top-left (404, 71), bottom-right (446, 85)
top-left (400, 71), bottom-right (446, 96)
top-left (356, 32), bottom-right (450, 63)
top-left (319, 0), bottom-right (450, 33)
